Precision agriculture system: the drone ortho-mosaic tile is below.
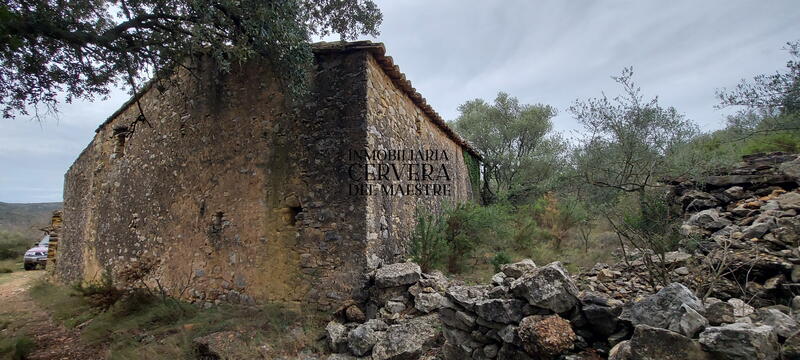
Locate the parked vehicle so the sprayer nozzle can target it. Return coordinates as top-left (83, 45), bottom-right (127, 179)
top-left (23, 235), bottom-right (49, 270)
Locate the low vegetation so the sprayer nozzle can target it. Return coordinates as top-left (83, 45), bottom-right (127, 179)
top-left (0, 335), bottom-right (35, 360)
top-left (27, 278), bottom-right (327, 359)
top-left (0, 231), bottom-right (29, 274)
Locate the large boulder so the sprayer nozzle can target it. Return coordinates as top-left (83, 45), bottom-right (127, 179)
top-left (580, 292), bottom-right (622, 336)
top-left (371, 314), bottom-right (441, 360)
top-left (473, 298), bottom-right (526, 324)
top-left (445, 285), bottom-right (491, 311)
top-left (699, 323), bottom-right (780, 360)
top-left (516, 315), bottom-right (575, 358)
top-left (326, 321), bottom-right (349, 353)
top-left (705, 301), bottom-right (736, 326)
top-left (510, 262), bottom-right (579, 313)
top-left (779, 158), bottom-right (800, 185)
top-left (782, 331), bottom-right (800, 360)
top-left (627, 325), bottom-right (711, 360)
top-left (414, 292), bottom-right (449, 313)
top-left (727, 298), bottom-right (754, 317)
top-left (375, 263), bottom-right (421, 288)
top-left (347, 322), bottom-right (382, 356)
top-left (741, 218), bottom-right (776, 240)
top-left (500, 259), bottom-right (537, 278)
top-left (687, 209), bottom-right (731, 230)
top-left (619, 283), bottom-right (706, 337)
top-left (608, 340), bottom-right (632, 360)
top-left (776, 191), bottom-right (800, 210)
top-left (754, 308), bottom-right (800, 339)
top-left (438, 308), bottom-right (476, 331)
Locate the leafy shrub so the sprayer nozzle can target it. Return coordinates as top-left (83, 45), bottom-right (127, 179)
top-left (411, 203), bottom-right (514, 274)
top-left (0, 336), bottom-right (36, 360)
top-left (409, 208), bottom-right (448, 273)
top-left (73, 272), bottom-right (124, 311)
top-left (490, 252), bottom-right (512, 272)
top-left (0, 231), bottom-right (30, 260)
top-left (444, 203), bottom-right (513, 273)
top-left (608, 190), bottom-right (683, 286)
top-left (741, 131), bottom-right (800, 154)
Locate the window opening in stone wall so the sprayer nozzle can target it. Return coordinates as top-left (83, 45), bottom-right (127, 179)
top-left (112, 125), bottom-right (129, 157)
top-left (287, 206), bottom-right (302, 226)
top-left (415, 116), bottom-right (422, 135)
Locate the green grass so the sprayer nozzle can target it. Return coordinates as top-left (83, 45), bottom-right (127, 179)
top-left (452, 222), bottom-right (618, 284)
top-left (0, 259), bottom-right (23, 273)
top-left (0, 335), bottom-right (36, 360)
top-left (29, 281), bottom-right (327, 359)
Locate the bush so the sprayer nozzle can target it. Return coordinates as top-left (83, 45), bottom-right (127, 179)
top-left (410, 203), bottom-right (514, 274)
top-left (0, 336), bottom-right (36, 360)
top-left (0, 231), bottom-right (30, 260)
top-left (741, 131), bottom-right (800, 154)
top-left (490, 252), bottom-right (512, 273)
top-left (409, 208), bottom-right (448, 273)
top-left (72, 272), bottom-right (124, 311)
top-left (444, 203), bottom-right (513, 273)
top-left (607, 190), bottom-right (683, 286)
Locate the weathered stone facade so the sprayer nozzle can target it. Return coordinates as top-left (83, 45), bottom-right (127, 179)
top-left (56, 41), bottom-right (479, 309)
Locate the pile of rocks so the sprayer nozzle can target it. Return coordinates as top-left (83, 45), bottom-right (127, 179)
top-left (673, 152), bottom-right (800, 306)
top-left (326, 258), bottom-right (800, 359)
top-left (325, 262), bottom-right (447, 359)
top-left (610, 281), bottom-right (800, 360)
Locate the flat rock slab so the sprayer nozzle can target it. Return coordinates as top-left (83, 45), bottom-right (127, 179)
top-left (375, 263), bottom-right (421, 288)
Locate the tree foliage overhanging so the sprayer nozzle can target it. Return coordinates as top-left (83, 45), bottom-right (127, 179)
top-left (0, 0), bottom-right (382, 118)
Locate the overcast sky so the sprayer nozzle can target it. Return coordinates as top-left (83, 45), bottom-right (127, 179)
top-left (1, 0), bottom-right (798, 203)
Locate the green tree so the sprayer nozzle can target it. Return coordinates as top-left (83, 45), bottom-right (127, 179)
top-left (569, 67), bottom-right (699, 197)
top-left (451, 92), bottom-right (563, 203)
top-left (717, 40), bottom-right (800, 117)
top-left (706, 40), bottom-right (800, 154)
top-left (0, 0), bottom-right (382, 118)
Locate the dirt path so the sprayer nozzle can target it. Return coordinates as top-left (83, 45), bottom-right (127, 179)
top-left (0, 271), bottom-right (103, 360)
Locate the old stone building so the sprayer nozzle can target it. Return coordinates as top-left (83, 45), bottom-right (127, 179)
top-left (56, 41), bottom-right (480, 309)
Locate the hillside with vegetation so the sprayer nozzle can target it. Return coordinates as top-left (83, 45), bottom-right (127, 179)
top-left (0, 201), bottom-right (61, 240)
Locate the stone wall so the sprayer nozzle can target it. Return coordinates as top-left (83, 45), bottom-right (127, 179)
top-left (57, 41), bottom-right (476, 309)
top-left (363, 53), bottom-right (476, 268)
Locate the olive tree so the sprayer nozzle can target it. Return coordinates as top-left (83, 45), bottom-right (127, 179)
top-left (451, 92), bottom-right (564, 203)
top-left (569, 67), bottom-right (698, 196)
top-left (569, 67), bottom-right (699, 287)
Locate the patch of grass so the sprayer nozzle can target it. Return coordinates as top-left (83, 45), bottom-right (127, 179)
top-left (29, 279), bottom-right (96, 328)
top-left (0, 259), bottom-right (22, 274)
top-left (31, 281), bottom-right (327, 359)
top-left (0, 335), bottom-right (36, 360)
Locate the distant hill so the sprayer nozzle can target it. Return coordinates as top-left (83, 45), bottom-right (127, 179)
top-left (0, 202), bottom-right (62, 240)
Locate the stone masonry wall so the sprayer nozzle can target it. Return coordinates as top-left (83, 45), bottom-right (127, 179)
top-left (58, 51), bottom-right (371, 309)
top-left (363, 54), bottom-right (475, 268)
top-left (58, 42), bottom-right (476, 309)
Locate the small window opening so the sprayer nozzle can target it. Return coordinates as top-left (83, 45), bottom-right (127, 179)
top-left (112, 125), bottom-right (129, 157)
top-left (415, 117), bottom-right (422, 135)
top-left (287, 206), bottom-right (302, 226)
